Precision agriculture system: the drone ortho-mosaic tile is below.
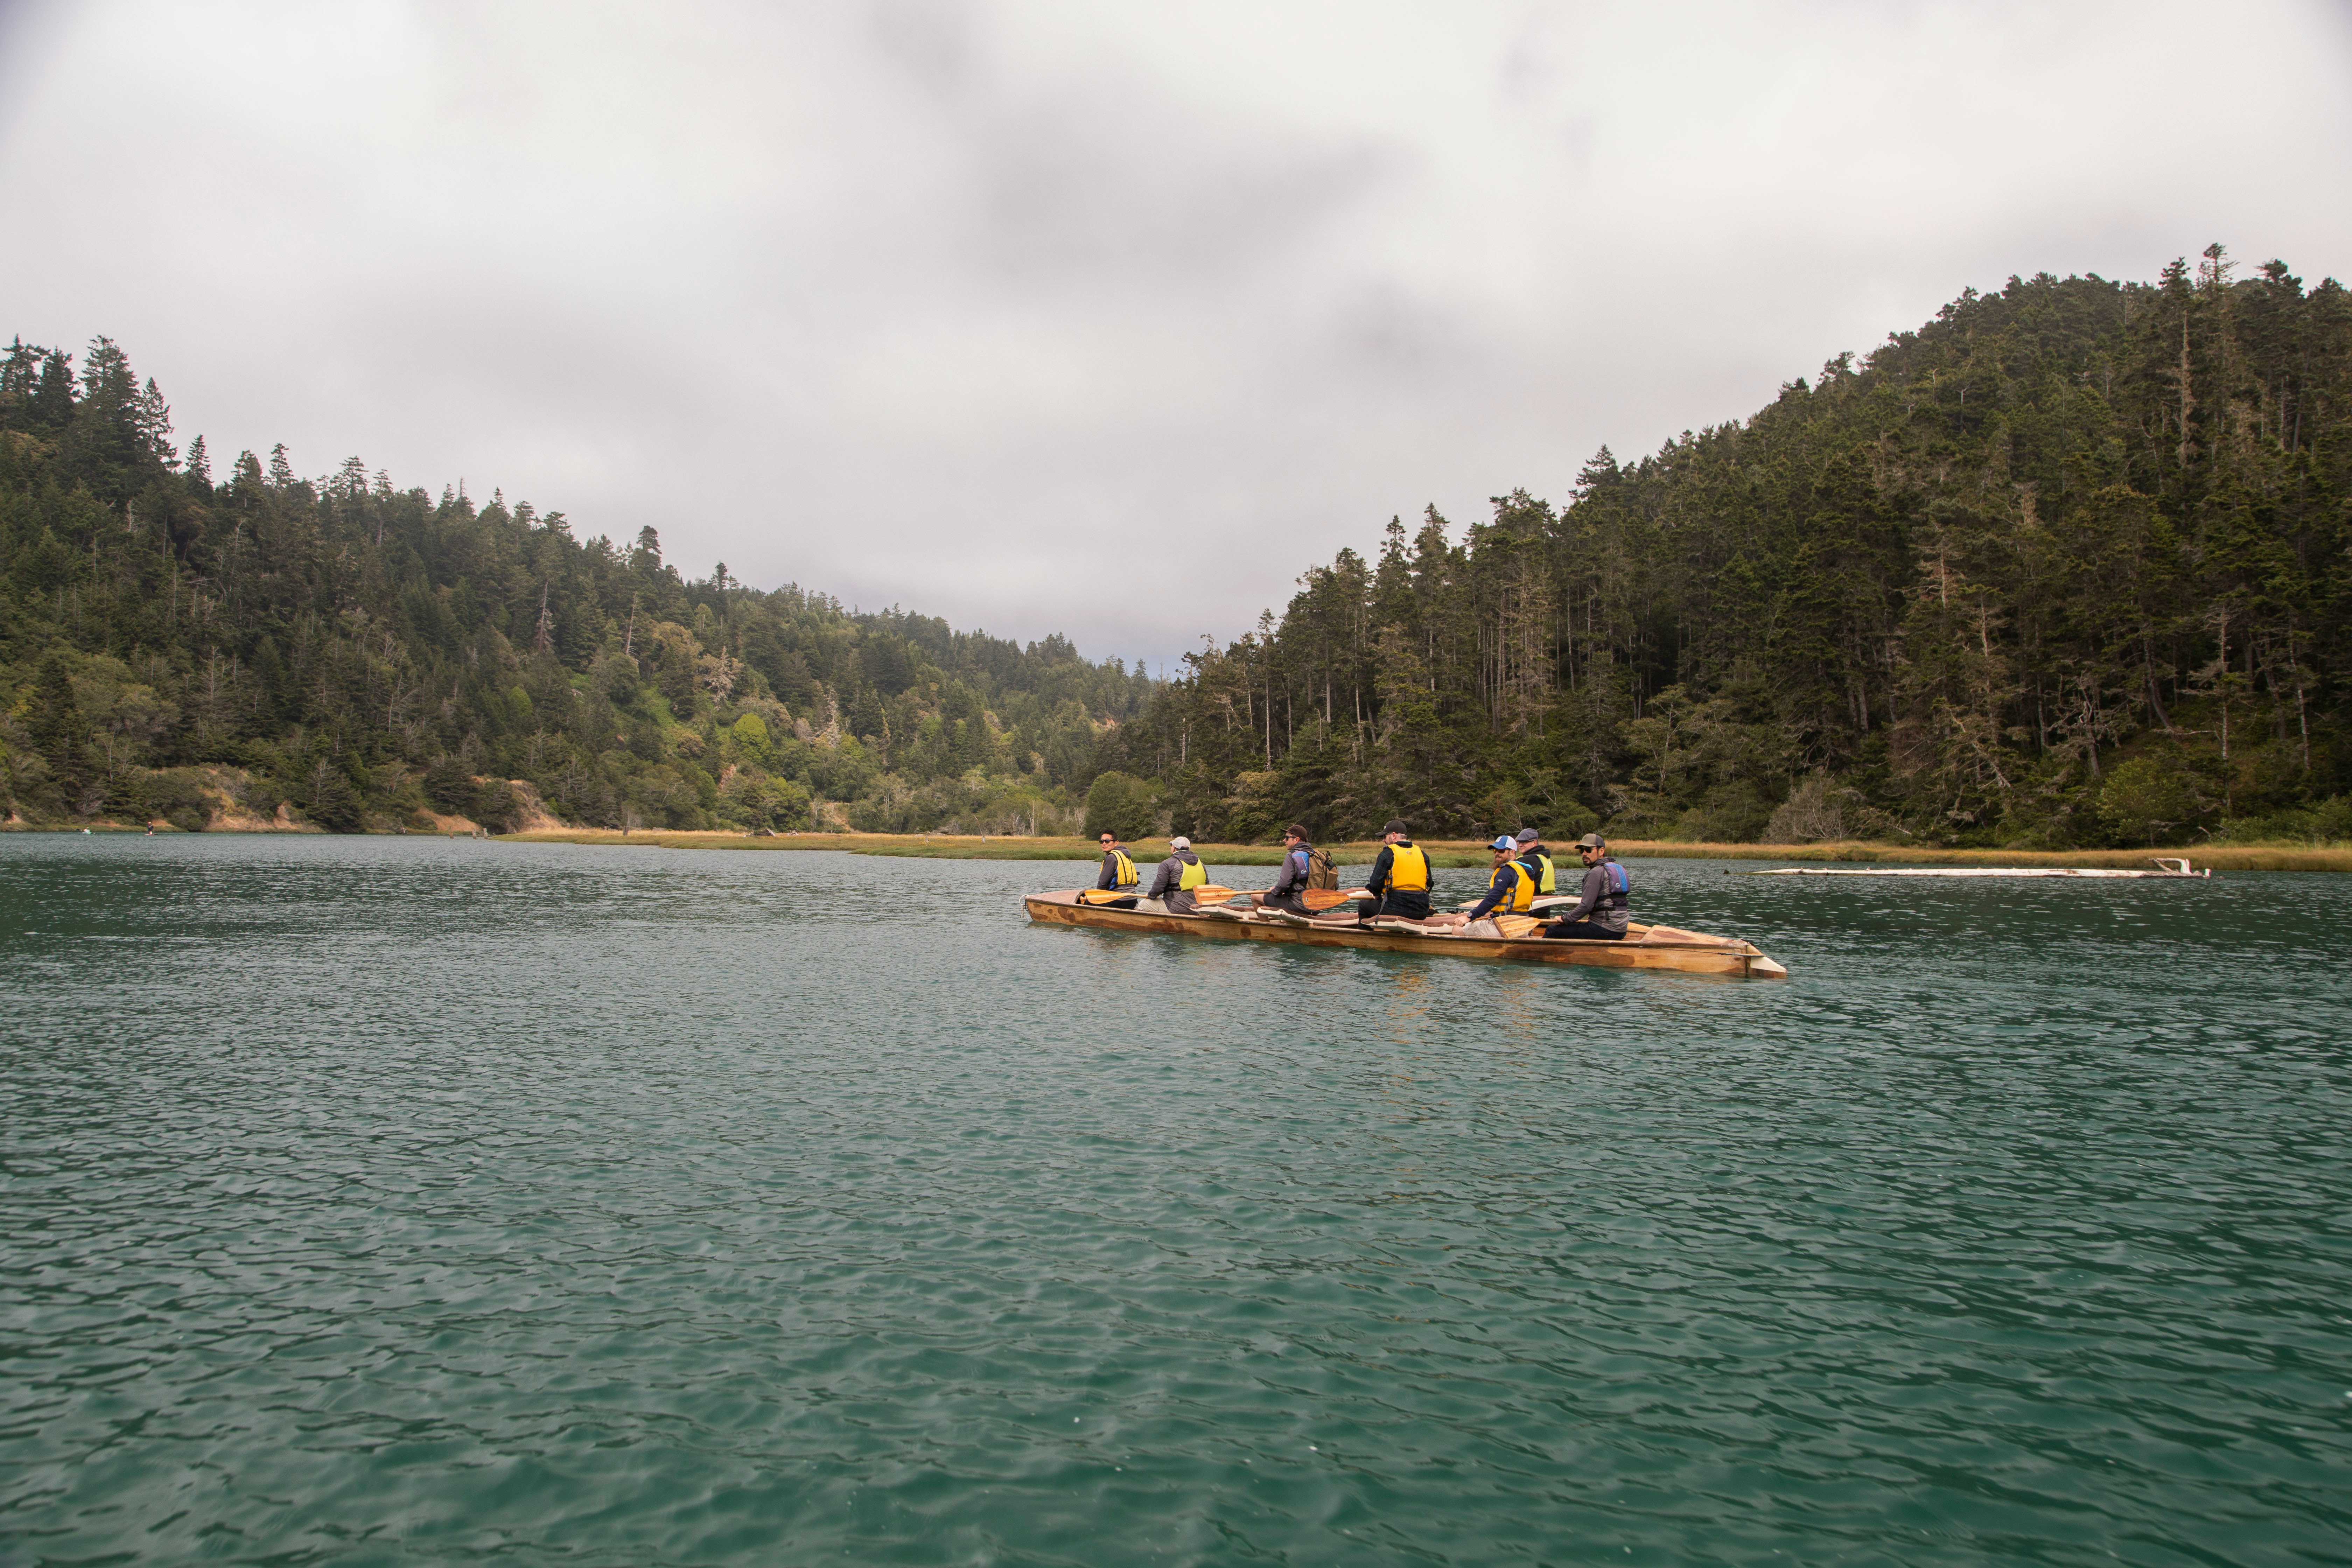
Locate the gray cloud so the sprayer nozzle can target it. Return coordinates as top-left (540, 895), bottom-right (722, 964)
top-left (4, 0), bottom-right (2349, 669)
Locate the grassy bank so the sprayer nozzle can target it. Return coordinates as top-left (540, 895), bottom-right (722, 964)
top-left (496, 830), bottom-right (2352, 873)
top-left (1615, 841), bottom-right (2352, 873)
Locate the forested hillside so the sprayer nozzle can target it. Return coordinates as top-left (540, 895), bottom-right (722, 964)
top-left (1098, 246), bottom-right (2352, 848)
top-left (0, 337), bottom-right (1152, 834)
top-left (9, 243), bottom-right (2350, 847)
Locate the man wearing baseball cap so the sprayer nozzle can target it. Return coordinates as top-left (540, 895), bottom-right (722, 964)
top-left (1513, 826), bottom-right (1556, 896)
top-left (1354, 819), bottom-right (1432, 922)
top-left (1145, 835), bottom-right (1212, 913)
top-left (1542, 833), bottom-right (1630, 940)
top-left (1256, 824), bottom-right (1317, 916)
top-left (1429, 835), bottom-right (1536, 929)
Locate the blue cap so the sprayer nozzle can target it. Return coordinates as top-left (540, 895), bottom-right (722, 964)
top-left (1489, 835), bottom-right (1517, 852)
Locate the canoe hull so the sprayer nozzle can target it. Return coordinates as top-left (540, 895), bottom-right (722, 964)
top-left (1023, 891), bottom-right (1787, 978)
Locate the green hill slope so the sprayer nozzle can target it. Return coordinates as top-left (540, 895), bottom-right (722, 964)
top-left (1115, 246), bottom-right (2352, 849)
top-left (0, 339), bottom-right (1151, 833)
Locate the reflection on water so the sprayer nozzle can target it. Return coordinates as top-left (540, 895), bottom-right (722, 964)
top-left (1, 835), bottom-right (2348, 1566)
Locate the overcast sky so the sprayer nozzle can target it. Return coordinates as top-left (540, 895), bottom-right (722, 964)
top-left (4, 1), bottom-right (2349, 669)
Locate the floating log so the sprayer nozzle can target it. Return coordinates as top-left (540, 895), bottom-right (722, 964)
top-left (1746, 858), bottom-right (2208, 880)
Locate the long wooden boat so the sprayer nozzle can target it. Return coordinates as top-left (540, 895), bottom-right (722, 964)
top-left (1023, 890), bottom-right (1788, 978)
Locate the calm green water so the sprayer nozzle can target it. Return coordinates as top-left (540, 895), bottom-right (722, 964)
top-left (2, 838), bottom-right (2347, 1566)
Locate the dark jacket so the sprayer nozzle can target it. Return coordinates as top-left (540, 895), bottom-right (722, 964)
top-left (1557, 858), bottom-right (1630, 932)
top-left (1363, 841), bottom-right (1432, 919)
top-left (1268, 844), bottom-right (1313, 900)
top-left (1467, 859), bottom-right (1528, 921)
top-left (1095, 844), bottom-right (1137, 891)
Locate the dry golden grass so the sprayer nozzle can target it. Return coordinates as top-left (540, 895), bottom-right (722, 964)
top-left (497, 829), bottom-right (2351, 872)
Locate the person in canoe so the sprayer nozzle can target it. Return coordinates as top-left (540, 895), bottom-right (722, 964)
top-left (1541, 833), bottom-right (1630, 939)
top-left (1145, 835), bottom-right (1213, 913)
top-left (1513, 827), bottom-right (1557, 897)
top-left (1355, 819), bottom-right (1432, 923)
top-left (1426, 836), bottom-right (1536, 929)
top-left (1082, 831), bottom-right (1141, 905)
top-left (1254, 824), bottom-right (1317, 916)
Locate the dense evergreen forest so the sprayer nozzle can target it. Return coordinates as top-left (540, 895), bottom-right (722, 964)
top-left (0, 337), bottom-right (1153, 834)
top-left (7, 242), bottom-right (2348, 847)
top-left (1095, 245), bottom-right (2352, 848)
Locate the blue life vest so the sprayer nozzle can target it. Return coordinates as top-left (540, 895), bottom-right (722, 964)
top-left (1600, 860), bottom-right (1629, 913)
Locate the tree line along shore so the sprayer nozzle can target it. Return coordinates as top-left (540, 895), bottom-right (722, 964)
top-left (4, 242), bottom-right (2348, 856)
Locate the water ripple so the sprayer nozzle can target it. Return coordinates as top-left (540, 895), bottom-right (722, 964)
top-left (1, 836), bottom-right (2348, 1564)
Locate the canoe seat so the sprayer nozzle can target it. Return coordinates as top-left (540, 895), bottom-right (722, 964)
top-left (1372, 916), bottom-right (1457, 937)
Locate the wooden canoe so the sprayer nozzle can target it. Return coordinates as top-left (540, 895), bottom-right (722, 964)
top-left (1023, 890), bottom-right (1788, 978)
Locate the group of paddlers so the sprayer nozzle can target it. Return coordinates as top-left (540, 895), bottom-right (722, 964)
top-left (1090, 820), bottom-right (1631, 939)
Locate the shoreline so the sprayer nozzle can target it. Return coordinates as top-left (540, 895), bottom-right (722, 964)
top-left (15, 821), bottom-right (2347, 871)
top-left (493, 830), bottom-right (2352, 873)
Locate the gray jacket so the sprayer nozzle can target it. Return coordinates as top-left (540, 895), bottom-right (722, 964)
top-left (1147, 850), bottom-right (1204, 909)
top-left (1558, 859), bottom-right (1630, 932)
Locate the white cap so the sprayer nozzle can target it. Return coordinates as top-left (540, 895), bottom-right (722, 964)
top-left (1169, 835), bottom-right (1191, 849)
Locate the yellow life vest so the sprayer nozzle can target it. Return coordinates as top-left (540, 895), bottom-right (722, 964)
top-left (1386, 843), bottom-right (1429, 892)
top-left (1178, 855), bottom-right (1208, 891)
top-left (1106, 847), bottom-right (1138, 889)
top-left (1524, 851), bottom-right (1556, 894)
top-left (1489, 860), bottom-right (1534, 912)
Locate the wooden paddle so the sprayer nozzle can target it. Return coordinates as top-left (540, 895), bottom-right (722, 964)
top-left (1301, 887), bottom-right (1371, 911)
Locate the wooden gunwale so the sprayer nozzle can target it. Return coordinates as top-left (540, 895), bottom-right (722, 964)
top-left (1022, 891), bottom-right (1787, 978)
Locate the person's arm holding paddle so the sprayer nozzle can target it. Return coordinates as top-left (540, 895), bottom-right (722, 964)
top-left (1357, 842), bottom-right (1396, 921)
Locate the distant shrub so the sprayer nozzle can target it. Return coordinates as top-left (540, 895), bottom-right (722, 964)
top-left (144, 768), bottom-right (216, 831)
top-left (2096, 756), bottom-right (2198, 846)
top-left (472, 781), bottom-right (523, 835)
top-left (2211, 794), bottom-right (2352, 846)
top-left (1083, 771), bottom-right (1157, 842)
